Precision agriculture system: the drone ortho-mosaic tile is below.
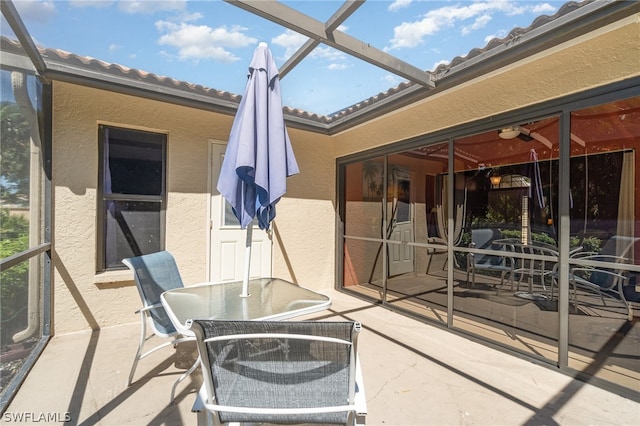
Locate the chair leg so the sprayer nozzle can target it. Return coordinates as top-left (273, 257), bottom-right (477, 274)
top-left (426, 250), bottom-right (434, 274)
top-left (623, 297), bottom-right (633, 321)
top-left (128, 311), bottom-right (148, 387)
top-left (171, 356), bottom-right (200, 403)
top-left (616, 280), bottom-right (633, 321)
top-left (571, 282), bottom-right (580, 311)
top-left (466, 267), bottom-right (475, 288)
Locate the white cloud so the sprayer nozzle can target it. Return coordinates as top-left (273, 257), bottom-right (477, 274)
top-left (484, 28), bottom-right (508, 44)
top-left (156, 21), bottom-right (257, 63)
top-left (328, 63), bottom-right (349, 71)
top-left (118, 0), bottom-right (186, 14)
top-left (271, 29), bottom-right (307, 58)
top-left (272, 29), bottom-right (348, 71)
top-left (484, 33), bottom-right (497, 44)
top-left (310, 46), bottom-right (347, 62)
top-left (430, 59), bottom-right (450, 71)
top-left (12, 0), bottom-right (56, 23)
top-left (310, 46), bottom-right (348, 73)
top-left (69, 0), bottom-right (113, 8)
top-left (504, 3), bottom-right (528, 16)
top-left (462, 14), bottom-right (492, 36)
top-left (387, 0), bottom-right (531, 50)
top-left (388, 0), bottom-right (413, 12)
top-left (108, 43), bottom-right (121, 53)
top-left (532, 3), bottom-right (557, 14)
top-left (382, 74), bottom-right (403, 87)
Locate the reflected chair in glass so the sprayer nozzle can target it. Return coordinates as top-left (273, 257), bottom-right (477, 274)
top-left (569, 236), bottom-right (639, 319)
top-left (466, 229), bottom-right (514, 289)
top-left (189, 319), bottom-right (366, 426)
top-left (122, 251), bottom-right (198, 402)
top-left (510, 242), bottom-right (559, 298)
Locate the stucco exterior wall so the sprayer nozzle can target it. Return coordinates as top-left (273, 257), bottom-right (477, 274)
top-left (268, 128), bottom-right (337, 290)
top-left (332, 15), bottom-right (640, 157)
top-left (52, 84), bottom-right (335, 333)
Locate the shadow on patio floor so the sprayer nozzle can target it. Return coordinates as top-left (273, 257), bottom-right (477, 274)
top-left (5, 290), bottom-right (638, 425)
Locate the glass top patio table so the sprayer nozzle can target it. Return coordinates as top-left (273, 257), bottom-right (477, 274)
top-left (161, 277), bottom-right (332, 334)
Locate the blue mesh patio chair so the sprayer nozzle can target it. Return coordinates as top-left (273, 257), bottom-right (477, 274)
top-left (189, 319), bottom-right (366, 426)
top-left (466, 229), bottom-right (514, 289)
top-left (123, 250), bottom-right (198, 402)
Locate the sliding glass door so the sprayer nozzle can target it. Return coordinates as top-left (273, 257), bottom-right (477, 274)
top-left (338, 93), bottom-right (640, 395)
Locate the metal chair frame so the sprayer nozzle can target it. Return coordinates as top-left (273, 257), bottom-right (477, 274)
top-left (123, 251), bottom-right (198, 402)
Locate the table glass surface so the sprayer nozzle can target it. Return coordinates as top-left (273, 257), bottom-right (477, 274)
top-left (161, 278), bottom-right (331, 331)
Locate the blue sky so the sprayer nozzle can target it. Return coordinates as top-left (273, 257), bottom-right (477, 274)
top-left (6, 0), bottom-right (560, 115)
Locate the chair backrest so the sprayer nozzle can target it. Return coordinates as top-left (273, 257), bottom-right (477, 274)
top-left (190, 319), bottom-right (360, 425)
top-left (122, 251), bottom-right (184, 336)
top-left (518, 242), bottom-right (558, 275)
top-left (600, 235), bottom-right (638, 259)
top-left (471, 229), bottom-right (504, 266)
top-left (584, 236), bottom-right (638, 289)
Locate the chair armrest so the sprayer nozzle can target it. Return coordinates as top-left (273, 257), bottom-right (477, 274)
top-left (572, 267), bottom-right (628, 278)
top-left (135, 303), bottom-right (166, 319)
top-left (570, 251), bottom-right (598, 258)
top-left (140, 303), bottom-right (164, 313)
top-left (570, 268), bottom-right (629, 291)
top-left (572, 254), bottom-right (628, 264)
top-left (569, 246), bottom-right (583, 256)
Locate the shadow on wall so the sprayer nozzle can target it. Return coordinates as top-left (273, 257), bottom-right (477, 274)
top-left (53, 250), bottom-right (100, 330)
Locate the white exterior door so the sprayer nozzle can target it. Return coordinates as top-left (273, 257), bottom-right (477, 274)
top-left (388, 169), bottom-right (414, 276)
top-left (209, 142), bottom-right (272, 282)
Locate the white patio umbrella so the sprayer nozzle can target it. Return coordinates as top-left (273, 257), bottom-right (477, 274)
top-left (217, 42), bottom-right (299, 297)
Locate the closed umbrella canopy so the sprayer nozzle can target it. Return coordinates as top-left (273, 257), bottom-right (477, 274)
top-left (217, 42), bottom-right (299, 231)
top-left (217, 42), bottom-right (298, 296)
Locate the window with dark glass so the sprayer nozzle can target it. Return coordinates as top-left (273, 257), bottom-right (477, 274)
top-left (97, 126), bottom-right (166, 270)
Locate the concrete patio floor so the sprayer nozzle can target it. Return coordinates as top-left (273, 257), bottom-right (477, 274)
top-left (5, 290), bottom-right (639, 425)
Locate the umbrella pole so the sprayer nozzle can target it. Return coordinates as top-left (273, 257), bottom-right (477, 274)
top-left (241, 225), bottom-right (252, 297)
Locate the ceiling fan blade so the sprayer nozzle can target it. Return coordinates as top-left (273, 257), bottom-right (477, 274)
top-left (517, 133), bottom-right (534, 142)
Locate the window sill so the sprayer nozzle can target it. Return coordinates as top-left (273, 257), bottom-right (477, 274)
top-left (94, 270), bottom-right (134, 289)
